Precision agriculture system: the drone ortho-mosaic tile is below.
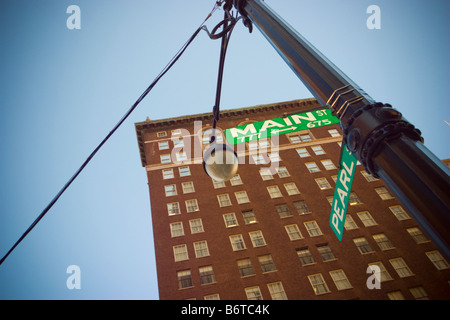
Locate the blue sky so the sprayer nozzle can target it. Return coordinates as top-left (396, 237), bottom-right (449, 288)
top-left (0, 0), bottom-right (448, 299)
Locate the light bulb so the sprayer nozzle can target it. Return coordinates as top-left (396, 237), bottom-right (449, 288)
top-left (203, 143), bottom-right (239, 182)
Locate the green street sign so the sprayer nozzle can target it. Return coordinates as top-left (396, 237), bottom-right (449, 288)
top-left (224, 109), bottom-right (339, 145)
top-left (329, 144), bottom-right (358, 241)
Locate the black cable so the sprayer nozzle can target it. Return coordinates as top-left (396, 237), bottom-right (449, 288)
top-left (203, 9), bottom-right (239, 141)
top-left (0, 21), bottom-right (206, 266)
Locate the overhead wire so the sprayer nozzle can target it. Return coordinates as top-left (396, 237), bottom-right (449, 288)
top-left (0, 2), bottom-right (225, 266)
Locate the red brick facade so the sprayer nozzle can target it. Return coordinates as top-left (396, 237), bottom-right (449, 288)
top-left (135, 98), bottom-right (450, 300)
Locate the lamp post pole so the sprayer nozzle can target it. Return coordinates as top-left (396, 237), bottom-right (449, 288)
top-left (232, 0), bottom-right (450, 260)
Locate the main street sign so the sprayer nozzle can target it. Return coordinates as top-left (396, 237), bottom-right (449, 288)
top-left (225, 109), bottom-right (339, 145)
top-left (329, 144), bottom-right (358, 241)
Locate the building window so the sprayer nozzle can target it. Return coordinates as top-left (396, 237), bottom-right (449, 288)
top-left (230, 234), bottom-right (246, 251)
top-left (329, 270), bottom-right (352, 291)
top-left (267, 282), bottom-right (287, 300)
top-left (344, 215), bottom-right (358, 230)
top-left (389, 258), bottom-right (414, 278)
top-left (387, 291), bottom-right (405, 300)
top-left (204, 294), bottom-right (220, 300)
top-left (259, 139), bottom-right (271, 149)
top-left (194, 241), bottom-right (210, 258)
top-left (353, 237), bottom-right (374, 254)
top-left (175, 151), bottom-right (188, 162)
top-left (167, 202), bottom-right (180, 216)
top-left (294, 200), bottom-right (311, 215)
top-left (199, 266), bottom-right (215, 285)
top-left (315, 177), bottom-right (332, 190)
top-left (170, 222), bottom-right (184, 238)
top-left (179, 166), bottom-right (191, 177)
top-left (409, 286), bottom-right (430, 300)
top-left (249, 231), bottom-right (266, 247)
top-left (242, 209), bottom-right (257, 224)
top-left (299, 133), bottom-right (313, 142)
top-left (235, 191), bottom-right (250, 204)
top-left (202, 129), bottom-right (223, 145)
top-left (426, 251), bottom-right (450, 270)
top-left (189, 218), bottom-right (204, 234)
top-left (173, 138), bottom-right (184, 149)
top-left (156, 131), bottom-right (167, 138)
top-left (368, 262), bottom-right (393, 282)
top-left (276, 166), bottom-right (290, 178)
top-left (284, 182), bottom-right (300, 195)
top-left (171, 129), bottom-right (182, 136)
top-left (357, 211), bottom-right (377, 227)
top-left (328, 129), bottom-right (340, 137)
top-left (259, 168), bottom-right (273, 180)
top-left (321, 159), bottom-right (336, 170)
top-left (258, 254), bottom-right (276, 273)
top-left (406, 227), bottom-right (429, 244)
top-left (268, 152), bottom-right (281, 162)
top-left (297, 247), bottom-right (315, 266)
top-left (185, 199), bottom-right (199, 213)
top-left (275, 204), bottom-right (292, 218)
top-left (361, 170), bottom-right (378, 182)
top-left (164, 184), bottom-right (177, 197)
top-left (311, 145), bottom-right (325, 155)
top-left (373, 234), bottom-right (394, 251)
top-left (245, 286), bottom-right (263, 300)
top-left (289, 132), bottom-right (313, 143)
top-left (173, 244), bottom-right (189, 262)
top-left (217, 194), bottom-right (232, 207)
top-left (157, 131), bottom-right (167, 138)
top-left (181, 181), bottom-right (195, 194)
top-left (177, 270), bottom-right (192, 289)
top-left (389, 205), bottom-right (410, 221)
top-left (308, 274), bottom-right (330, 295)
top-left (160, 154), bottom-right (171, 164)
top-left (249, 139), bottom-right (270, 151)
top-left (212, 179), bottom-right (226, 189)
top-left (305, 162), bottom-right (320, 173)
top-left (285, 224), bottom-right (303, 240)
top-left (252, 154), bottom-right (266, 164)
top-left (304, 221), bottom-right (323, 237)
top-left (172, 134), bottom-right (184, 147)
top-left (296, 147), bottom-right (310, 158)
top-left (267, 185), bottom-right (283, 198)
top-left (162, 168), bottom-right (174, 180)
top-left (349, 192), bottom-right (361, 205)
top-left (289, 135), bottom-right (302, 144)
top-left (223, 213), bottom-right (238, 228)
top-left (375, 187), bottom-right (394, 200)
top-left (317, 244), bottom-right (336, 261)
top-left (230, 174), bottom-right (243, 186)
top-left (158, 141), bottom-right (169, 150)
top-left (237, 258), bottom-right (255, 277)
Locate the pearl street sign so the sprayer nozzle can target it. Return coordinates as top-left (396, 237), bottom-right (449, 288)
top-left (329, 145), bottom-right (358, 241)
top-left (224, 109), bottom-right (339, 145)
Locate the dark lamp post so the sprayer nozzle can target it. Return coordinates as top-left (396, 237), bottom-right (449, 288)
top-left (228, 0), bottom-right (450, 260)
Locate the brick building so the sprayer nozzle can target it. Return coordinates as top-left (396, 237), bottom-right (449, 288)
top-left (135, 98), bottom-right (450, 300)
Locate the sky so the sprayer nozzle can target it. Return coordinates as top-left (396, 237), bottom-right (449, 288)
top-left (0, 0), bottom-right (448, 300)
